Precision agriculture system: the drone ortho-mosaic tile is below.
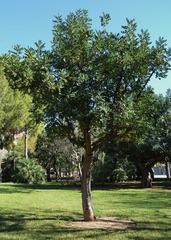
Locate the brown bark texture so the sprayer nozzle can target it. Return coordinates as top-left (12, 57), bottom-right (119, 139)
top-left (141, 169), bottom-right (152, 188)
top-left (81, 128), bottom-right (95, 221)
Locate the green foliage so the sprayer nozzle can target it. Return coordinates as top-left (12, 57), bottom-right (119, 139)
top-left (127, 90), bottom-right (171, 176)
top-left (4, 10), bottom-right (171, 149)
top-left (112, 167), bottom-right (128, 182)
top-left (92, 151), bottom-right (114, 183)
top-left (1, 151), bottom-right (18, 182)
top-left (36, 134), bottom-right (71, 167)
top-left (0, 70), bottom-right (31, 130)
top-left (92, 142), bottom-right (137, 183)
top-left (2, 151), bottom-right (45, 183)
top-left (0, 66), bottom-right (32, 149)
top-left (100, 13), bottom-right (111, 27)
top-left (35, 133), bottom-right (77, 180)
top-left (14, 158), bottom-right (45, 184)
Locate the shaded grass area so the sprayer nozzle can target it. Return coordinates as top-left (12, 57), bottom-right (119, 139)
top-left (0, 182), bottom-right (170, 239)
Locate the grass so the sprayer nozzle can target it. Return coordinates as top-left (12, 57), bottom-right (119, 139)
top-left (0, 182), bottom-right (171, 239)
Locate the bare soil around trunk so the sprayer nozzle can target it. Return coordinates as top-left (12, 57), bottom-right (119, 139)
top-left (65, 217), bottom-right (135, 230)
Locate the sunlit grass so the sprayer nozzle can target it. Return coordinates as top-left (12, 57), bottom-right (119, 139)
top-left (0, 182), bottom-right (170, 239)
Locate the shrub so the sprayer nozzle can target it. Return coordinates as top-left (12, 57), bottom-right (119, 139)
top-left (14, 158), bottom-right (45, 184)
top-left (2, 151), bottom-right (19, 182)
top-left (2, 151), bottom-right (45, 183)
top-left (113, 167), bottom-right (128, 182)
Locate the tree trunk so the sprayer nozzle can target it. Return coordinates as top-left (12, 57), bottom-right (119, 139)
top-left (165, 161), bottom-right (171, 179)
top-left (0, 161), bottom-right (2, 183)
top-left (59, 167), bottom-right (61, 178)
top-left (46, 167), bottom-right (51, 182)
top-left (24, 129), bottom-right (28, 159)
top-left (81, 155), bottom-right (95, 221)
top-left (81, 128), bottom-right (95, 221)
top-left (78, 162), bottom-right (82, 180)
top-left (141, 169), bottom-right (152, 188)
top-left (54, 167), bottom-right (58, 181)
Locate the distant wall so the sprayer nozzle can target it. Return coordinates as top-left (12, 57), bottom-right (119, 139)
top-left (153, 166), bottom-right (170, 179)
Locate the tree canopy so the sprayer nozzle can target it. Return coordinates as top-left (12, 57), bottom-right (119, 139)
top-left (0, 66), bottom-right (32, 149)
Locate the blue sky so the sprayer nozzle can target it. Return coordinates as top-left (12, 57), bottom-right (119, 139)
top-left (0, 0), bottom-right (171, 94)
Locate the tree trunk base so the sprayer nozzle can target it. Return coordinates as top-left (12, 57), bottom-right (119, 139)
top-left (84, 215), bottom-right (96, 222)
top-left (141, 177), bottom-right (152, 188)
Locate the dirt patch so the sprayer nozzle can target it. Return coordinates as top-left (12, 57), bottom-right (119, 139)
top-left (65, 217), bottom-right (135, 230)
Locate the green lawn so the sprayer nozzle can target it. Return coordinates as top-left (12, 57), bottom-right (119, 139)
top-left (0, 182), bottom-right (171, 240)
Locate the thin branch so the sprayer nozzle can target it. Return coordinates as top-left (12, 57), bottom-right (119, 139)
top-left (136, 69), bottom-right (155, 98)
top-left (92, 126), bottom-right (133, 152)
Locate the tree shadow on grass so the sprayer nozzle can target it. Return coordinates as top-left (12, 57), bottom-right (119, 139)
top-left (0, 211), bottom-right (171, 240)
top-left (130, 237), bottom-right (171, 240)
top-left (125, 221), bottom-right (171, 240)
top-left (0, 186), bottom-right (32, 194)
top-left (31, 227), bottom-right (118, 240)
top-left (0, 210), bottom-right (83, 240)
top-left (134, 220), bottom-right (171, 231)
top-left (0, 183), bottom-right (82, 194)
top-left (0, 180), bottom-right (171, 194)
top-left (0, 208), bottom-right (83, 223)
top-left (0, 211), bottom-right (126, 240)
top-left (153, 180), bottom-right (171, 190)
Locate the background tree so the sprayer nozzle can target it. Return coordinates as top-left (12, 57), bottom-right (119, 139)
top-left (35, 133), bottom-right (75, 181)
top-left (0, 66), bottom-right (32, 150)
top-left (126, 90), bottom-right (171, 187)
top-left (0, 66), bottom-right (34, 181)
top-left (92, 89), bottom-right (171, 187)
top-left (4, 10), bottom-right (171, 221)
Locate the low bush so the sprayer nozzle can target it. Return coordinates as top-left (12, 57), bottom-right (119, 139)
top-left (2, 151), bottom-right (45, 183)
top-left (113, 167), bottom-right (128, 182)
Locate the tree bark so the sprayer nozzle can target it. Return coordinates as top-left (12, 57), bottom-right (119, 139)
top-left (165, 161), bottom-right (171, 179)
top-left (78, 162), bottom-right (82, 180)
top-left (81, 128), bottom-right (95, 221)
top-left (54, 167), bottom-right (58, 181)
top-left (81, 154), bottom-right (95, 221)
top-left (72, 149), bottom-right (82, 180)
top-left (46, 167), bottom-right (51, 182)
top-left (24, 129), bottom-right (28, 159)
top-left (0, 161), bottom-right (2, 183)
top-left (141, 169), bottom-right (152, 188)
top-left (59, 167), bottom-right (61, 178)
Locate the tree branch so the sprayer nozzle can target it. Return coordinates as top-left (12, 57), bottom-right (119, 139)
top-left (136, 69), bottom-right (155, 98)
top-left (92, 126), bottom-right (133, 152)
